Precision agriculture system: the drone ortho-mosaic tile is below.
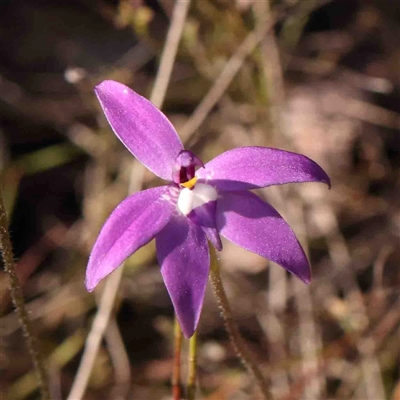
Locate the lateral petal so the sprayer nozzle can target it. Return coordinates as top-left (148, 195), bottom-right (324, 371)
top-left (95, 80), bottom-right (184, 180)
top-left (86, 186), bottom-right (175, 291)
top-left (197, 146), bottom-right (330, 191)
top-left (216, 191), bottom-right (311, 283)
top-left (156, 216), bottom-right (209, 338)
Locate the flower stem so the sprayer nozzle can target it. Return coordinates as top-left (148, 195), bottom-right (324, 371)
top-left (0, 188), bottom-right (50, 399)
top-left (209, 247), bottom-right (269, 399)
top-left (172, 316), bottom-right (183, 400)
top-left (187, 330), bottom-right (198, 400)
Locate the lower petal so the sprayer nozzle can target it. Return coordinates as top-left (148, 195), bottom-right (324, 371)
top-left (86, 185), bottom-right (176, 291)
top-left (156, 215), bottom-right (209, 338)
top-left (216, 191), bottom-right (311, 283)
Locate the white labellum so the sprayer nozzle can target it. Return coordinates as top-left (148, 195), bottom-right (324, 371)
top-left (177, 183), bottom-right (217, 216)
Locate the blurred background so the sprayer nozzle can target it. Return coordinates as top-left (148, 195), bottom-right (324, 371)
top-left (1, 0), bottom-right (399, 399)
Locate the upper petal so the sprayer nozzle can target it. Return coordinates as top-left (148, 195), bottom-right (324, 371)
top-left (95, 80), bottom-right (184, 180)
top-left (197, 146), bottom-right (330, 191)
top-left (86, 185), bottom-right (176, 291)
top-left (156, 215), bottom-right (209, 338)
top-left (216, 190), bottom-right (311, 283)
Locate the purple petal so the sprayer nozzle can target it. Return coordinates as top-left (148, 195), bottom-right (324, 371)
top-left (95, 80), bottom-right (183, 180)
top-left (86, 185), bottom-right (176, 291)
top-left (188, 201), bottom-right (222, 251)
top-left (216, 190), bottom-right (311, 283)
top-left (156, 215), bottom-right (209, 338)
top-left (197, 146), bottom-right (330, 191)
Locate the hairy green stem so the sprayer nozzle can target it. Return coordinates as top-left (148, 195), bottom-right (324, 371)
top-left (187, 330), bottom-right (198, 400)
top-left (0, 188), bottom-right (50, 399)
top-left (209, 247), bottom-right (269, 399)
top-left (172, 316), bottom-right (183, 400)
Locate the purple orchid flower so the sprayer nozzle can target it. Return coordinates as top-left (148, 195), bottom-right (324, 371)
top-left (86, 80), bottom-right (330, 338)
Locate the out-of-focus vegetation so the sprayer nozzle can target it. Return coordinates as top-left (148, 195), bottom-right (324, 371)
top-left (0, 0), bottom-right (399, 399)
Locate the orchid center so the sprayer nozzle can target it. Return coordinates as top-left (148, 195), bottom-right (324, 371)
top-left (172, 150), bottom-right (217, 216)
top-left (172, 150), bottom-right (204, 186)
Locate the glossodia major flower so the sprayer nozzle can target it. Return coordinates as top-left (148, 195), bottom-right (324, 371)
top-left (86, 80), bottom-right (330, 338)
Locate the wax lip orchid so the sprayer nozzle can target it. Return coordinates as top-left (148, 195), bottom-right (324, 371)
top-left (86, 80), bottom-right (330, 338)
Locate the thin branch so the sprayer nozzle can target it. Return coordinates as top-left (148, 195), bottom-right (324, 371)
top-left (151, 0), bottom-right (191, 109)
top-left (66, 266), bottom-right (124, 400)
top-left (253, 0), bottom-right (286, 144)
top-left (181, 17), bottom-right (274, 139)
top-left (252, 2), bottom-right (290, 395)
top-left (0, 187), bottom-right (50, 399)
top-left (289, 198), bottom-right (324, 399)
top-left (105, 316), bottom-right (131, 398)
top-left (67, 1), bottom-right (191, 399)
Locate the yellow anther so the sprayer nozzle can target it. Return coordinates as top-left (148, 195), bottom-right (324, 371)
top-left (181, 176), bottom-right (197, 189)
